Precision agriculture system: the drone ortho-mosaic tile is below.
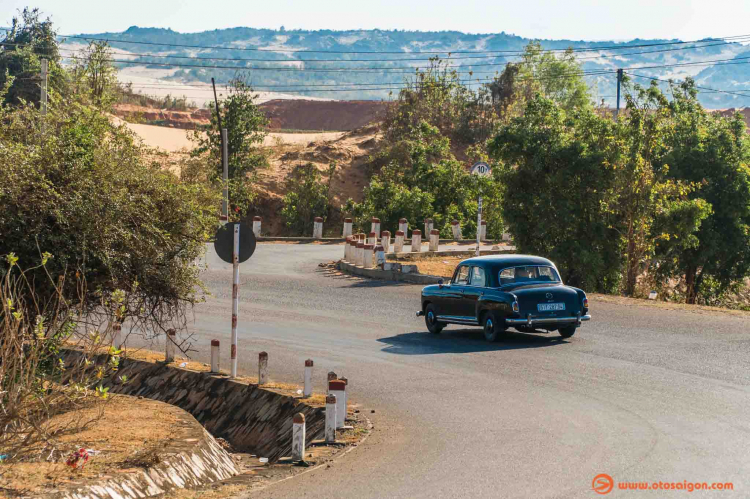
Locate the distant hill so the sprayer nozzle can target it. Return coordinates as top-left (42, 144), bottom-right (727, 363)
top-left (61, 26), bottom-right (750, 108)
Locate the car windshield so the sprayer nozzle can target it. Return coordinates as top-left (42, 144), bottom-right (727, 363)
top-left (498, 266), bottom-right (561, 286)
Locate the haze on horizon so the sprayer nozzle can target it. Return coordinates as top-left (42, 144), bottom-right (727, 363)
top-left (2, 0), bottom-right (749, 43)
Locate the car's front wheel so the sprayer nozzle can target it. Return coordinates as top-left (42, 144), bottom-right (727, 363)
top-left (483, 312), bottom-right (507, 342)
top-left (424, 304), bottom-right (444, 334)
top-left (559, 325), bottom-right (577, 338)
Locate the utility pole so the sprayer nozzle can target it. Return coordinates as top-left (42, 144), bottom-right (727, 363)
top-left (40, 58), bottom-right (48, 116)
top-left (615, 68), bottom-right (623, 118)
top-left (212, 78), bottom-right (228, 222)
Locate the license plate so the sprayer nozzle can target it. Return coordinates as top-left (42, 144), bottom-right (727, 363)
top-left (538, 302), bottom-right (565, 312)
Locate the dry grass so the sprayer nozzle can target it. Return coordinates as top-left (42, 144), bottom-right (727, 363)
top-left (396, 256), bottom-right (462, 278)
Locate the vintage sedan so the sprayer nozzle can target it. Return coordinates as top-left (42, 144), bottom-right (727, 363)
top-left (417, 255), bottom-right (591, 341)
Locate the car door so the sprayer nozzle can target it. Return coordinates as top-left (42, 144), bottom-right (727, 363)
top-left (460, 266), bottom-right (486, 320)
top-left (441, 265), bottom-right (471, 318)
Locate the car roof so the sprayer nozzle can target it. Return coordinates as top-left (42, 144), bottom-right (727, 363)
top-left (458, 254), bottom-right (555, 268)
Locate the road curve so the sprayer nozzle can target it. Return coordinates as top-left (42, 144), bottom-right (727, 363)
top-left (171, 243), bottom-right (750, 498)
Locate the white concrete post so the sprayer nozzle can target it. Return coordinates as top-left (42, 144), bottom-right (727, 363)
top-left (371, 218), bottom-right (381, 240)
top-left (112, 322), bottom-right (123, 350)
top-left (210, 339), bottom-right (220, 373)
top-left (342, 218), bottom-right (353, 237)
top-left (398, 218), bottom-right (408, 237)
top-left (363, 244), bottom-right (375, 269)
top-left (367, 231), bottom-right (377, 246)
top-left (325, 394), bottom-right (337, 443)
top-left (258, 351), bottom-right (268, 385)
top-left (375, 244), bottom-right (385, 268)
top-left (329, 380), bottom-right (347, 429)
top-left (429, 229), bottom-right (440, 252)
top-left (355, 241), bottom-right (364, 267)
top-left (339, 377), bottom-right (348, 416)
top-left (394, 230), bottom-right (405, 253)
top-left (480, 220), bottom-right (487, 241)
top-left (165, 329), bottom-right (176, 363)
top-left (231, 223), bottom-right (240, 378)
top-left (313, 217), bottom-right (323, 239)
top-left (411, 229), bottom-right (422, 253)
top-left (451, 220), bottom-right (462, 240)
top-left (424, 218), bottom-right (433, 237)
top-left (502, 231), bottom-right (511, 242)
top-left (304, 359), bottom-right (313, 398)
top-left (327, 371), bottom-right (338, 389)
top-left (380, 230), bottom-right (391, 253)
top-left (343, 236), bottom-right (350, 261)
top-left (252, 216), bottom-right (262, 237)
top-left (292, 413), bottom-right (306, 462)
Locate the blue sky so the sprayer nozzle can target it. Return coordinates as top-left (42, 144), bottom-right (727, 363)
top-left (1, 0), bottom-right (749, 42)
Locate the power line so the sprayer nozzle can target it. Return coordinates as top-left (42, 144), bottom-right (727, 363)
top-left (627, 73), bottom-right (750, 99)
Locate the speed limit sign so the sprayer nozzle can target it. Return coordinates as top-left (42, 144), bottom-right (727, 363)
top-left (471, 162), bottom-right (491, 177)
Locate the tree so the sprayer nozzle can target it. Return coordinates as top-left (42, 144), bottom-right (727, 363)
top-left (281, 163), bottom-right (335, 235)
top-left (73, 41), bottom-right (118, 107)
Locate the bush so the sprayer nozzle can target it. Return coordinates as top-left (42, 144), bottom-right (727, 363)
top-left (281, 163), bottom-right (336, 235)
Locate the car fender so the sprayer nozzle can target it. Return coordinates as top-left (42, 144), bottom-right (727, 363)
top-left (476, 292), bottom-right (514, 320)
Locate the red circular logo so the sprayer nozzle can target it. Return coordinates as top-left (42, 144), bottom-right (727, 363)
top-left (592, 474), bottom-right (614, 495)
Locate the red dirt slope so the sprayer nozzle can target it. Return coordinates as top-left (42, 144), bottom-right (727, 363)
top-left (259, 99), bottom-right (390, 131)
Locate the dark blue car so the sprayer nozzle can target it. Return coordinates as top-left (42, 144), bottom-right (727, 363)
top-left (417, 255), bottom-right (591, 341)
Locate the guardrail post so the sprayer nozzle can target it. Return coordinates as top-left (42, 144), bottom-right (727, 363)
top-left (398, 218), bottom-right (408, 237)
top-left (339, 377), bottom-right (348, 416)
top-left (165, 329), bottom-right (176, 363)
top-left (480, 220), bottom-right (487, 241)
top-left (367, 231), bottom-right (377, 245)
top-left (375, 245), bottom-right (385, 268)
top-left (394, 230), bottom-right (405, 253)
top-left (424, 218), bottom-right (433, 237)
top-left (380, 230), bottom-right (391, 253)
top-left (210, 339), bottom-right (220, 373)
top-left (313, 217), bottom-right (324, 239)
top-left (429, 229), bottom-right (440, 252)
top-left (451, 220), bottom-right (462, 240)
top-left (252, 216), bottom-right (262, 237)
top-left (411, 229), bottom-right (422, 253)
top-left (342, 218), bottom-right (353, 237)
top-left (356, 241), bottom-right (365, 267)
top-left (328, 379), bottom-right (347, 429)
top-left (292, 413), bottom-right (306, 462)
top-left (325, 394), bottom-right (337, 443)
top-left (371, 217), bottom-right (381, 239)
top-left (304, 359), bottom-right (313, 398)
top-left (363, 244), bottom-right (375, 269)
top-left (258, 351), bottom-right (268, 385)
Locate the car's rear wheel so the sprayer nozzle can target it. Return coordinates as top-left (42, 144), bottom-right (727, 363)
top-left (559, 325), bottom-right (577, 338)
top-left (424, 304), bottom-right (444, 334)
top-left (483, 312), bottom-right (507, 342)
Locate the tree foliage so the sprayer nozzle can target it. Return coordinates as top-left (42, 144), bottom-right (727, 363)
top-left (72, 41), bottom-right (118, 108)
top-left (281, 162), bottom-right (336, 235)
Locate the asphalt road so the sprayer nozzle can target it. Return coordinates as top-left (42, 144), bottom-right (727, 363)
top-left (152, 243), bottom-right (750, 498)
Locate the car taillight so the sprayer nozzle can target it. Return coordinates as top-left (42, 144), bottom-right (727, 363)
top-left (512, 301), bottom-right (519, 313)
top-left (583, 297), bottom-right (589, 308)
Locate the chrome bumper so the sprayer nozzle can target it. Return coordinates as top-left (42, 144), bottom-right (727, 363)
top-left (416, 310), bottom-right (425, 317)
top-left (505, 314), bottom-right (591, 327)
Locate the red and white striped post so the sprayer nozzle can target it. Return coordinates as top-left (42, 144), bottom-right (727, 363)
top-left (231, 223), bottom-right (240, 378)
top-left (327, 371), bottom-right (338, 390)
top-left (451, 220), bottom-right (462, 239)
top-left (325, 394), bottom-right (337, 443)
top-left (363, 243), bottom-right (375, 269)
top-left (375, 244), bottom-right (385, 268)
top-left (424, 218), bottom-right (433, 237)
top-left (304, 359), bottom-right (313, 398)
top-left (398, 218), bottom-right (408, 236)
top-left (313, 217), bottom-right (323, 238)
top-left (356, 241), bottom-right (365, 267)
top-left (429, 229), bottom-right (440, 252)
top-left (342, 218), bottom-right (353, 237)
top-left (252, 216), bottom-right (262, 237)
top-left (394, 230), bottom-right (405, 253)
top-left (292, 413), bottom-right (306, 462)
top-left (367, 231), bottom-right (377, 245)
top-left (371, 217), bottom-right (381, 239)
top-left (329, 379), bottom-right (347, 429)
top-left (411, 229), bottom-right (422, 253)
top-left (210, 339), bottom-right (220, 373)
top-left (166, 329), bottom-right (176, 363)
top-left (112, 322), bottom-right (123, 350)
top-left (339, 376), bottom-right (349, 415)
top-left (258, 351), bottom-right (268, 385)
top-left (381, 230), bottom-right (391, 253)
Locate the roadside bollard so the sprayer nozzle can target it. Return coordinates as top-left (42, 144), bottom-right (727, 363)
top-left (363, 244), bottom-right (375, 269)
top-left (165, 329), bottom-right (176, 363)
top-left (252, 216), bottom-right (262, 237)
top-left (398, 218), bottom-right (408, 236)
top-left (375, 245), bottom-right (385, 268)
top-left (339, 377), bottom-right (349, 418)
top-left (342, 218), bottom-right (353, 237)
top-left (480, 220), bottom-right (487, 241)
top-left (304, 359), bottom-right (313, 398)
top-left (502, 232), bottom-right (511, 242)
top-left (412, 229), bottom-right (422, 253)
top-left (367, 231), bottom-right (377, 245)
top-left (258, 351), bottom-right (268, 385)
top-left (452, 220), bottom-right (462, 240)
top-left (343, 236), bottom-right (350, 261)
top-left (112, 322), bottom-right (123, 350)
top-left (371, 217), bottom-right (381, 239)
top-left (210, 339), bottom-right (220, 373)
top-left (325, 394), bottom-right (337, 443)
top-left (292, 413), bottom-right (306, 462)
top-left (381, 230), bottom-right (391, 253)
top-left (313, 217), bottom-right (324, 239)
top-left (429, 229), bottom-right (440, 252)
top-left (394, 230), bottom-right (405, 253)
top-left (356, 241), bottom-right (365, 267)
top-left (424, 218), bottom-right (433, 237)
top-left (328, 379), bottom-right (347, 429)
top-left (327, 371), bottom-right (338, 391)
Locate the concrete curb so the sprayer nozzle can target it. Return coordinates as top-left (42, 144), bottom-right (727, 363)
top-left (338, 260), bottom-right (442, 284)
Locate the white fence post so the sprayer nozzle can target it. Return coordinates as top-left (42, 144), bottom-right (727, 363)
top-left (480, 220), bottom-right (487, 241)
top-left (304, 359), bottom-right (313, 398)
top-left (375, 244), bottom-right (385, 268)
top-left (325, 394), bottom-right (337, 443)
top-left (292, 413), bottom-right (306, 462)
top-left (411, 229), bottom-right (422, 253)
top-left (367, 231), bottom-right (377, 245)
top-left (343, 236), bottom-right (350, 261)
top-left (313, 217), bottom-right (323, 239)
top-left (502, 231), bottom-right (511, 242)
top-left (398, 218), bottom-right (408, 237)
top-left (429, 229), bottom-right (440, 252)
top-left (339, 376), bottom-right (349, 416)
top-left (342, 218), bottom-right (353, 237)
top-left (329, 380), bottom-right (347, 429)
top-left (258, 351), bottom-right (268, 385)
top-left (394, 230), bottom-right (405, 253)
top-left (451, 220), bottom-right (462, 240)
top-left (165, 329), bottom-right (176, 363)
top-left (112, 322), bottom-right (123, 350)
top-left (356, 241), bottom-right (364, 267)
top-left (380, 230), bottom-right (391, 253)
top-left (371, 217), bottom-right (381, 239)
top-left (424, 218), bottom-right (433, 237)
top-left (363, 244), bottom-right (375, 269)
top-left (252, 216), bottom-right (262, 237)
top-left (210, 339), bottom-right (220, 373)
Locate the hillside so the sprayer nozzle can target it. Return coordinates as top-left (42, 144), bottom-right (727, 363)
top-left (61, 26), bottom-right (750, 108)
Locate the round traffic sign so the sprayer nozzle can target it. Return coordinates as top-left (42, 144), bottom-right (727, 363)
top-left (213, 222), bottom-right (256, 264)
top-left (471, 161), bottom-right (491, 177)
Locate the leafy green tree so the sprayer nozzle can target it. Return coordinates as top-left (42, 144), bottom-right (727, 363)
top-left (281, 163), bottom-right (335, 235)
top-left (72, 41), bottom-right (118, 107)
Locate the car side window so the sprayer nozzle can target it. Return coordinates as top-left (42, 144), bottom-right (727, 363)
top-left (470, 267), bottom-right (486, 287)
top-left (499, 267), bottom-right (515, 285)
top-left (453, 265), bottom-right (470, 285)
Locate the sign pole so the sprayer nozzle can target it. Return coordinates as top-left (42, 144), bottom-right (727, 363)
top-left (221, 128), bottom-right (229, 223)
top-left (476, 194), bottom-right (482, 257)
top-left (470, 162), bottom-right (491, 258)
top-left (231, 223), bottom-right (240, 378)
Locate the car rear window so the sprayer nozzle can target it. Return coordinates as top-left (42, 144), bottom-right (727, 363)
top-left (498, 266), bottom-right (561, 286)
